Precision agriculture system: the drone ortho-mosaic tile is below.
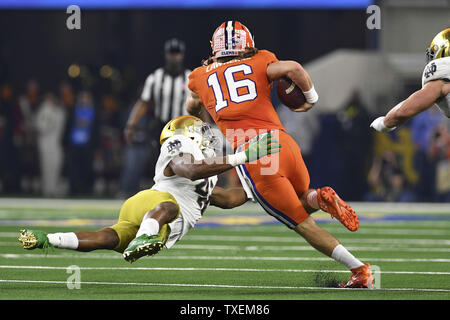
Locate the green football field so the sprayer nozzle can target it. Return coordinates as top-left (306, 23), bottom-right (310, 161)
top-left (0, 199), bottom-right (449, 300)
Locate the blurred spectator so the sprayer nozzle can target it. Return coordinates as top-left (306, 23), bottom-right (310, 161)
top-left (336, 91), bottom-right (373, 200)
top-left (35, 93), bottom-right (66, 196)
top-left (17, 79), bottom-right (41, 193)
top-left (64, 91), bottom-right (98, 196)
top-left (95, 94), bottom-right (123, 196)
top-left (410, 106), bottom-right (443, 201)
top-left (428, 122), bottom-right (450, 202)
top-left (0, 83), bottom-right (22, 193)
top-left (365, 151), bottom-right (417, 202)
top-left (60, 81), bottom-right (75, 110)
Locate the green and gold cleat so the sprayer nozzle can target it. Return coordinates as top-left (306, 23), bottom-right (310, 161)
top-left (123, 224), bottom-right (171, 263)
top-left (18, 229), bottom-right (53, 250)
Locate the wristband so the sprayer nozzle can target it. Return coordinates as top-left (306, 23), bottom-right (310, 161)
top-left (303, 86), bottom-right (319, 104)
top-left (227, 152), bottom-right (247, 167)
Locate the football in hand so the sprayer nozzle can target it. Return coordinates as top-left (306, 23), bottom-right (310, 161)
top-left (276, 77), bottom-right (306, 109)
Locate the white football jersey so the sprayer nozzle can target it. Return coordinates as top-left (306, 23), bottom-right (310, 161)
top-left (151, 134), bottom-right (218, 229)
top-left (422, 56), bottom-right (450, 117)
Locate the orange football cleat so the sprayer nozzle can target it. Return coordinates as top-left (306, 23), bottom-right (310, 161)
top-left (339, 263), bottom-right (374, 289)
top-left (317, 186), bottom-right (359, 231)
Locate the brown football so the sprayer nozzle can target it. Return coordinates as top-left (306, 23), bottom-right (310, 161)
top-left (276, 77), bottom-right (306, 109)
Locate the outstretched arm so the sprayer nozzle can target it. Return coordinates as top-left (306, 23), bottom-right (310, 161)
top-left (266, 60), bottom-right (318, 112)
top-left (371, 80), bottom-right (450, 132)
top-left (167, 133), bottom-right (281, 181)
top-left (209, 186), bottom-right (248, 209)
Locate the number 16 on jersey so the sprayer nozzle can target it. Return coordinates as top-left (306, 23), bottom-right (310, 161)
top-left (207, 64), bottom-right (258, 112)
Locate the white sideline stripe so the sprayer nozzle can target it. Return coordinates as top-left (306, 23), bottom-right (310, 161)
top-left (184, 235), bottom-right (450, 246)
top-left (5, 242), bottom-right (450, 253)
top-left (241, 246), bottom-right (450, 253)
top-left (2, 253), bottom-right (450, 263)
top-left (2, 228), bottom-right (450, 237)
top-left (0, 279), bottom-right (449, 293)
top-left (1, 265), bottom-right (450, 275)
top-left (326, 228), bottom-right (450, 236)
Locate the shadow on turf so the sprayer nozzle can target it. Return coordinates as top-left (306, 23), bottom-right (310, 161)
top-left (312, 271), bottom-right (342, 288)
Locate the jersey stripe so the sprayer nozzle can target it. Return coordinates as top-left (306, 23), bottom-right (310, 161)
top-left (171, 75), bottom-right (183, 119)
top-left (160, 73), bottom-right (173, 122)
top-left (141, 67), bottom-right (191, 122)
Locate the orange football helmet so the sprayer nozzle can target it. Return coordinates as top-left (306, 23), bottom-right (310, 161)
top-left (211, 21), bottom-right (255, 58)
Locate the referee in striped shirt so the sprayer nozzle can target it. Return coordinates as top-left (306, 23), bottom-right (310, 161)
top-left (124, 38), bottom-right (191, 144)
top-left (121, 38), bottom-right (190, 196)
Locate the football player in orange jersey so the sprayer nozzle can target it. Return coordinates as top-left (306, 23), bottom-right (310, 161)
top-left (186, 21), bottom-right (373, 288)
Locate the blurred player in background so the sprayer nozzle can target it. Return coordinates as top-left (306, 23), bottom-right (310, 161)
top-left (121, 38), bottom-right (191, 197)
top-left (187, 21), bottom-right (373, 288)
top-left (371, 28), bottom-right (450, 132)
top-left (19, 115), bottom-right (280, 263)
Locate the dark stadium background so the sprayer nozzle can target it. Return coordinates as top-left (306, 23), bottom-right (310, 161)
top-left (0, 2), bottom-right (448, 203)
top-left (0, 10), bottom-right (370, 92)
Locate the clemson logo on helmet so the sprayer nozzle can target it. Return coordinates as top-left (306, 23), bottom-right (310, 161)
top-left (211, 21), bottom-right (255, 58)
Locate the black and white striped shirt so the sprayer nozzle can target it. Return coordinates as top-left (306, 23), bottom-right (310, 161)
top-left (140, 68), bottom-right (191, 123)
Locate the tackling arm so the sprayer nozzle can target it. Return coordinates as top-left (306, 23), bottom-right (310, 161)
top-left (371, 80), bottom-right (448, 132)
top-left (167, 133), bottom-right (281, 181)
top-left (266, 60), bottom-right (317, 112)
top-left (209, 186), bottom-right (248, 209)
top-left (167, 153), bottom-right (235, 181)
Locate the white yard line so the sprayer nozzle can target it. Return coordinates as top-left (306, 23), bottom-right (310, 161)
top-left (1, 265), bottom-right (450, 275)
top-left (183, 235), bottom-right (450, 245)
top-left (2, 227), bottom-right (449, 237)
top-left (0, 279), bottom-right (449, 293)
top-left (324, 228), bottom-right (450, 236)
top-left (2, 253), bottom-right (450, 262)
top-left (3, 242), bottom-right (450, 253)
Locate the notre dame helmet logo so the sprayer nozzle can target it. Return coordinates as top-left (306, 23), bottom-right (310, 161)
top-left (424, 62), bottom-right (437, 79)
top-left (167, 139), bottom-right (182, 155)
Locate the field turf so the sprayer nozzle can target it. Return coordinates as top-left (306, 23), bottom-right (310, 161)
top-left (0, 199), bottom-right (449, 301)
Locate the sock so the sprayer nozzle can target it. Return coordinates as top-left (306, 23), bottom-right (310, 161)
top-left (136, 218), bottom-right (160, 237)
top-left (47, 232), bottom-right (79, 249)
top-left (331, 244), bottom-right (364, 270)
top-left (306, 190), bottom-right (319, 210)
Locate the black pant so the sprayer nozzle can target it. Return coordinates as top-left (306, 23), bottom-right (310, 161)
top-left (67, 146), bottom-right (94, 196)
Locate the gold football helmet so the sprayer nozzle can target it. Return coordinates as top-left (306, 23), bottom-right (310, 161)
top-left (426, 28), bottom-right (450, 62)
top-left (160, 115), bottom-right (215, 151)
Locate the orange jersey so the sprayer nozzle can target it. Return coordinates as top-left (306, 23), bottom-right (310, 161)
top-left (188, 50), bottom-right (285, 148)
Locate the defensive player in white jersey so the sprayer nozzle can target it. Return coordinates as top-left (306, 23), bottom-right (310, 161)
top-left (371, 28), bottom-right (450, 132)
top-left (18, 115), bottom-right (280, 263)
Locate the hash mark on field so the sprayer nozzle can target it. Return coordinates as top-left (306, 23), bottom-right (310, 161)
top-left (1, 265), bottom-right (450, 275)
top-left (0, 279), bottom-right (449, 293)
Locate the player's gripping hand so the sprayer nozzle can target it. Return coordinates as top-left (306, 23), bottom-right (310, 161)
top-left (370, 116), bottom-right (396, 132)
top-left (290, 102), bottom-right (314, 113)
top-left (245, 133), bottom-right (282, 162)
top-left (227, 133), bottom-right (281, 167)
